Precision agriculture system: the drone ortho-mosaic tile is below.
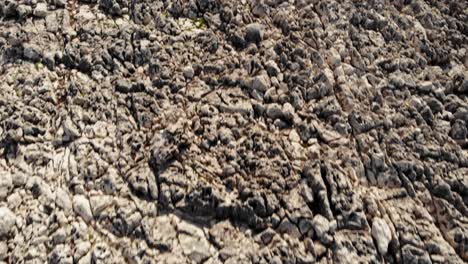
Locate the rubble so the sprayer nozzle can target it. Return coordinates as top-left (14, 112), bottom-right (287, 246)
top-left (0, 0), bottom-right (467, 263)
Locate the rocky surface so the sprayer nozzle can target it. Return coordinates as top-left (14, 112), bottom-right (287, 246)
top-left (0, 0), bottom-right (467, 263)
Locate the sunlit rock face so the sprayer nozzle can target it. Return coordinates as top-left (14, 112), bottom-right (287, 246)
top-left (0, 0), bottom-right (467, 263)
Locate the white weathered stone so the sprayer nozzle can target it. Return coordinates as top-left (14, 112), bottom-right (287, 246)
top-left (312, 214), bottom-right (330, 239)
top-left (183, 66), bottom-right (195, 79)
top-left (33, 3), bottom-right (48, 18)
top-left (372, 217), bottom-right (392, 255)
top-left (56, 188), bottom-right (72, 211)
top-left (0, 173), bottom-right (12, 199)
top-left (74, 241), bottom-right (92, 261)
top-left (250, 75), bottom-right (270, 92)
top-left (0, 207), bottom-right (15, 236)
top-left (73, 195), bottom-right (93, 222)
top-left (90, 195), bottom-right (113, 217)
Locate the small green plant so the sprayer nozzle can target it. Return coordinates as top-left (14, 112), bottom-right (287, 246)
top-left (34, 61), bottom-right (44, 70)
top-left (12, 70), bottom-right (19, 83)
top-left (191, 17), bottom-right (207, 29)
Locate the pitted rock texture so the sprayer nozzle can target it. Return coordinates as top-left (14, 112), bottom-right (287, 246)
top-left (0, 0), bottom-right (467, 263)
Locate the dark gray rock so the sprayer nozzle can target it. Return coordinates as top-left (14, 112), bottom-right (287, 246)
top-left (245, 23), bottom-right (264, 44)
top-left (450, 120), bottom-right (467, 140)
top-left (23, 44), bottom-right (42, 61)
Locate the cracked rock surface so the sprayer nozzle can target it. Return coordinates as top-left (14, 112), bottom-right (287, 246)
top-left (0, 0), bottom-right (467, 263)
